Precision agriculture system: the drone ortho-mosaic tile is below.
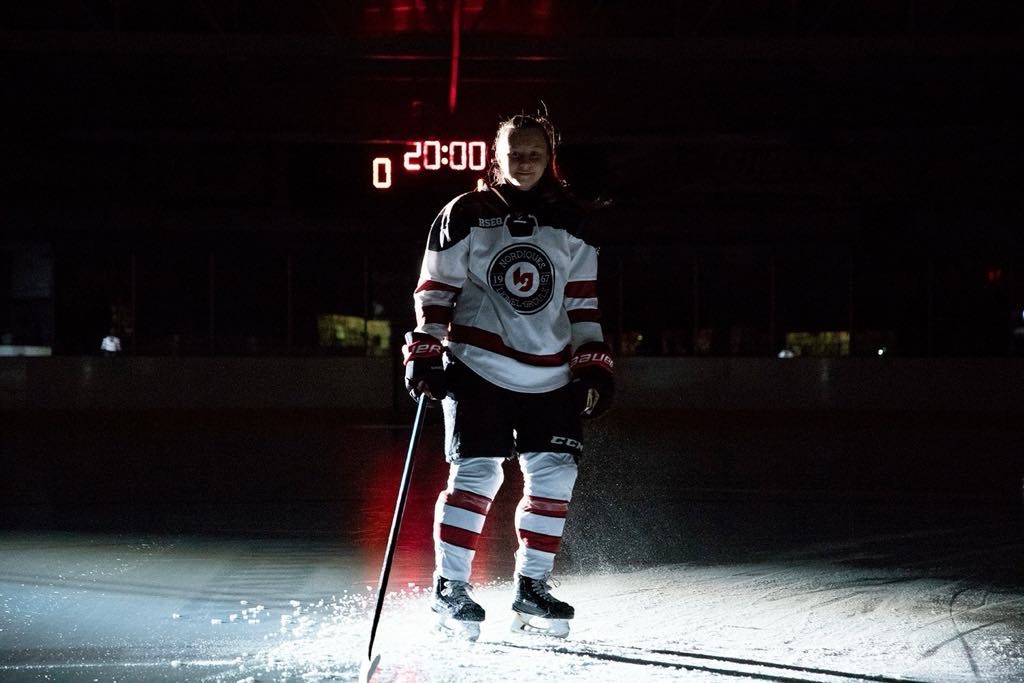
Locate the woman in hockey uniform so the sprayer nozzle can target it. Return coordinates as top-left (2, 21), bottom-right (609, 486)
top-left (403, 112), bottom-right (613, 640)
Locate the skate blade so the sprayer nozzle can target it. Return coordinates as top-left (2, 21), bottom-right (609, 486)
top-left (510, 612), bottom-right (570, 638)
top-left (433, 613), bottom-right (481, 642)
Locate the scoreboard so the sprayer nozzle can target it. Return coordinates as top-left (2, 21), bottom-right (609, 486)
top-left (370, 139), bottom-right (490, 190)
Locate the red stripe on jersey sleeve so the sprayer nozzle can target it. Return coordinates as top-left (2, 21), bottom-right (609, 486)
top-left (444, 489), bottom-right (493, 515)
top-left (567, 308), bottom-right (601, 323)
top-left (564, 281), bottom-right (598, 298)
top-left (439, 523), bottom-right (481, 551)
top-left (415, 279), bottom-right (462, 294)
top-left (517, 528), bottom-right (562, 553)
top-left (449, 325), bottom-right (571, 367)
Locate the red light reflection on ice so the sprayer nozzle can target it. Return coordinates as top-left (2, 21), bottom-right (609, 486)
top-left (356, 421), bottom-right (519, 588)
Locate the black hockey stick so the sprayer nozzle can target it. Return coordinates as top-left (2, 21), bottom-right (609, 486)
top-left (360, 393), bottom-right (429, 683)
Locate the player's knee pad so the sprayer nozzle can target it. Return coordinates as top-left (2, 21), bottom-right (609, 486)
top-left (519, 451), bottom-right (578, 501)
top-left (447, 456), bottom-right (504, 500)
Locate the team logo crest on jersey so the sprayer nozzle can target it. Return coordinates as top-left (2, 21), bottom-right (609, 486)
top-left (488, 243), bottom-right (554, 314)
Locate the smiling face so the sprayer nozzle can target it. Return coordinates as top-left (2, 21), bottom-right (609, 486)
top-left (496, 126), bottom-right (551, 191)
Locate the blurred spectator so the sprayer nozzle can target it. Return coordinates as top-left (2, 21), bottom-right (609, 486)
top-left (101, 329), bottom-right (122, 356)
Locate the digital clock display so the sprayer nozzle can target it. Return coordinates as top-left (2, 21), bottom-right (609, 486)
top-left (372, 139), bottom-right (489, 189)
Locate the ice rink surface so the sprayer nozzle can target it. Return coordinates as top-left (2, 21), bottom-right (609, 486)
top-left (2, 516), bottom-right (1023, 682)
top-left (2, 421), bottom-right (1023, 682)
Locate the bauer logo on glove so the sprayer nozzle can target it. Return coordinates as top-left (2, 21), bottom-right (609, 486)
top-left (569, 350), bottom-right (614, 371)
top-left (569, 342), bottom-right (614, 418)
top-left (404, 341), bottom-right (443, 360)
top-left (403, 331), bottom-right (447, 401)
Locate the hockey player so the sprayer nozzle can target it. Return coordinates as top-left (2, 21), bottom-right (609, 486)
top-left (403, 111), bottom-right (613, 640)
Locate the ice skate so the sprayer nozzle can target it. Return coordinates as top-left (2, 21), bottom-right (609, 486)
top-left (431, 576), bottom-right (484, 642)
top-left (510, 574), bottom-right (572, 638)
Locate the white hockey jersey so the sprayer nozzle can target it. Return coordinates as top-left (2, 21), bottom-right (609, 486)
top-left (413, 185), bottom-right (605, 393)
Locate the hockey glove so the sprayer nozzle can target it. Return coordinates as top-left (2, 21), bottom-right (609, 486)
top-left (403, 332), bottom-right (446, 401)
top-left (570, 342), bottom-right (614, 419)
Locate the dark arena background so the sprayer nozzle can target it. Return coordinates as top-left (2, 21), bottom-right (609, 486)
top-left (1, 3), bottom-right (1023, 682)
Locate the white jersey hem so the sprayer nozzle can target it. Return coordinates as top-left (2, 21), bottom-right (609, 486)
top-left (450, 345), bottom-right (570, 395)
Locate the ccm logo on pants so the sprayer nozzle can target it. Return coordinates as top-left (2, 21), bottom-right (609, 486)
top-left (550, 436), bottom-right (582, 451)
